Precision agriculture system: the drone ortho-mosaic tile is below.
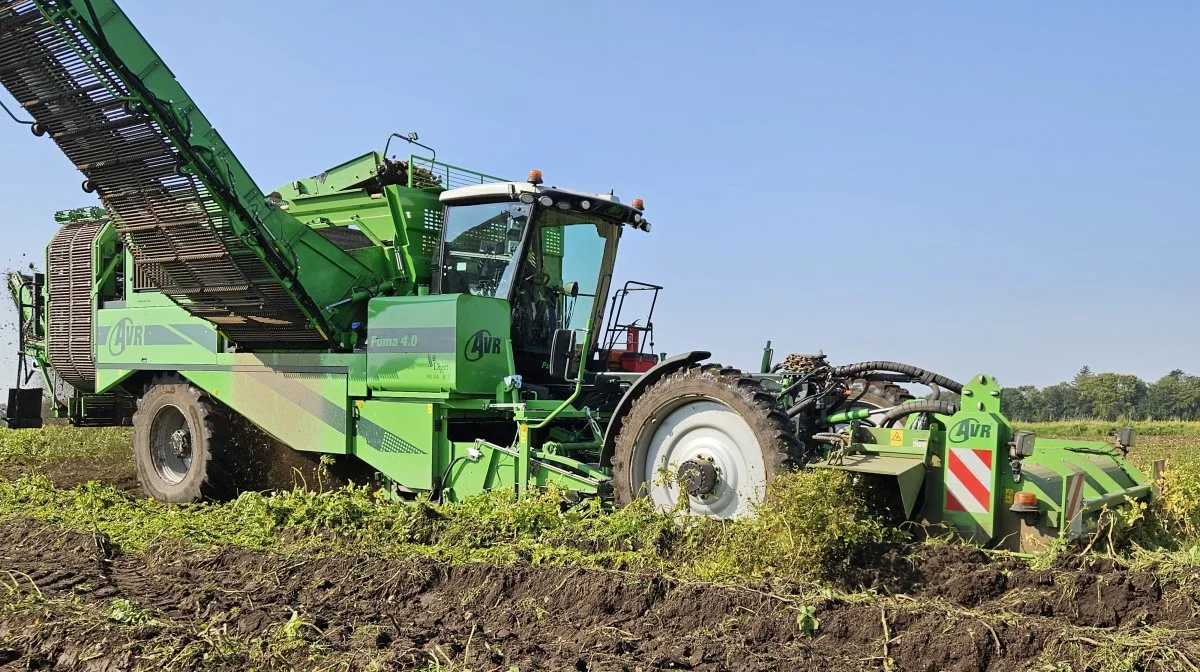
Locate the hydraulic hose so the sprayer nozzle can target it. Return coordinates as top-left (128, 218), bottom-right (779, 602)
top-left (877, 400), bottom-right (959, 426)
top-left (860, 372), bottom-right (911, 383)
top-left (832, 361), bottom-right (964, 394)
top-left (785, 394), bottom-right (821, 418)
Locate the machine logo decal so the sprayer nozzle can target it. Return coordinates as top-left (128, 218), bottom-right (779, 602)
top-left (949, 418), bottom-right (991, 443)
top-left (945, 448), bottom-right (993, 514)
top-left (464, 330), bottom-right (502, 362)
top-left (368, 328), bottom-right (456, 354)
top-left (107, 317), bottom-right (143, 356)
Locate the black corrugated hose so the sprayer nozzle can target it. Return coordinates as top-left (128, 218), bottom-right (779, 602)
top-left (832, 361), bottom-right (964, 394)
top-left (877, 400), bottom-right (960, 426)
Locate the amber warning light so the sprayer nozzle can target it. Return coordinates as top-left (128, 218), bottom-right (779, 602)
top-left (527, 169), bottom-right (543, 185)
top-left (1010, 490), bottom-right (1039, 513)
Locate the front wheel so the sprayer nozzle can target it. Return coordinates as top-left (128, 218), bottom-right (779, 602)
top-left (610, 365), bottom-right (799, 519)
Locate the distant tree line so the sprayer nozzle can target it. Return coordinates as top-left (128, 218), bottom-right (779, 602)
top-left (998, 367), bottom-right (1200, 422)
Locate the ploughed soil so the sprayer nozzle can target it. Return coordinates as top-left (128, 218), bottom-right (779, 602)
top-left (1, 516), bottom-right (1198, 671)
top-left (2, 446), bottom-right (1199, 671)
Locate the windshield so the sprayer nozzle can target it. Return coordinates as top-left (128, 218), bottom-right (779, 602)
top-left (506, 207), bottom-right (614, 356)
top-left (440, 202), bottom-right (529, 297)
top-left (441, 200), bottom-right (618, 356)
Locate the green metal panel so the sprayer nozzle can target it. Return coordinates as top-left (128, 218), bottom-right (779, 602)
top-left (819, 454), bottom-right (926, 519)
top-left (355, 400), bottom-right (438, 490)
top-left (941, 410), bottom-right (1004, 541)
top-left (179, 354), bottom-right (353, 455)
top-left (442, 440), bottom-right (517, 501)
top-left (1017, 438), bottom-right (1151, 526)
top-left (95, 307), bottom-right (220, 367)
top-left (366, 295), bottom-right (511, 395)
top-left (939, 375), bottom-right (1009, 542)
top-left (385, 185), bottom-right (446, 293)
top-left (278, 176), bottom-right (444, 296)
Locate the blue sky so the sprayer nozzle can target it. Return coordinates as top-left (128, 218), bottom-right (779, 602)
top-left (0, 1), bottom-right (1197, 388)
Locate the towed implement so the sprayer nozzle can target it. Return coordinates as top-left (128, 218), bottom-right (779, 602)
top-left (1, 0), bottom-right (1162, 552)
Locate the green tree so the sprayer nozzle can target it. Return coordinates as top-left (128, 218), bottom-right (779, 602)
top-left (1001, 386), bottom-right (1041, 421)
top-left (1144, 370), bottom-right (1200, 419)
top-left (1076, 373), bottom-right (1147, 420)
top-left (1039, 382), bottom-right (1082, 421)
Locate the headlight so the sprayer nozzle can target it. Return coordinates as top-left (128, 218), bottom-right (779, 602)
top-left (556, 201), bottom-right (570, 210)
top-left (538, 196), bottom-right (553, 207)
top-left (580, 199), bottom-right (591, 210)
top-left (519, 193), bottom-right (535, 204)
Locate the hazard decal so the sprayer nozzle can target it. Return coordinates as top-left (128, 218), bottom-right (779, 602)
top-left (945, 448), bottom-right (993, 513)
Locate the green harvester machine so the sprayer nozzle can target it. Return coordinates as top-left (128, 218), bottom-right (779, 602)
top-left (0, 0), bottom-right (1164, 552)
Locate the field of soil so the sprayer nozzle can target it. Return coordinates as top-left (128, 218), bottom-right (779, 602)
top-left (1, 427), bottom-right (1198, 671)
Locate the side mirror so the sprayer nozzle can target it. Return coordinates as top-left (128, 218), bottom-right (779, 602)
top-left (562, 281), bottom-right (579, 298)
top-left (549, 328), bottom-right (576, 380)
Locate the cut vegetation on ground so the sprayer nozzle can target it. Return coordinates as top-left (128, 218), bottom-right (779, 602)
top-left (1, 424), bottom-right (1198, 671)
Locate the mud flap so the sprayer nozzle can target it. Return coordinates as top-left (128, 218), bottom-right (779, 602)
top-left (817, 454), bottom-right (925, 519)
top-left (5, 388), bottom-right (43, 429)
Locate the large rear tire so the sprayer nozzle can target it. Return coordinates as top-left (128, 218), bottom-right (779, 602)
top-left (132, 382), bottom-right (230, 503)
top-left (610, 364), bottom-right (799, 519)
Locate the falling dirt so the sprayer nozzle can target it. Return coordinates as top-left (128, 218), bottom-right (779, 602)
top-left (1, 517), bottom-right (1197, 671)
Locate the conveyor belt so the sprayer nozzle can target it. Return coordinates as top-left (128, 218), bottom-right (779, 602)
top-left (45, 216), bottom-right (104, 390)
top-left (0, 2), bottom-right (334, 346)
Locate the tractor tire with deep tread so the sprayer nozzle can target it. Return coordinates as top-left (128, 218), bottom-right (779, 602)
top-left (132, 382), bottom-right (232, 503)
top-left (611, 364), bottom-right (801, 519)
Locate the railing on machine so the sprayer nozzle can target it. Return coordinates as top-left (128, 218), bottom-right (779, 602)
top-left (601, 281), bottom-right (663, 369)
top-left (407, 155), bottom-right (509, 191)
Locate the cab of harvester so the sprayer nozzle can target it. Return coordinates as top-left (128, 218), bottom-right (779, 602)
top-left (433, 173), bottom-right (649, 387)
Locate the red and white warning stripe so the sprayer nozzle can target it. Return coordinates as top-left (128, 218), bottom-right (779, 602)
top-left (945, 448), bottom-right (993, 513)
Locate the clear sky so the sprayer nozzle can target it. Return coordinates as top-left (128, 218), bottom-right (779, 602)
top-left (0, 1), bottom-right (1196, 389)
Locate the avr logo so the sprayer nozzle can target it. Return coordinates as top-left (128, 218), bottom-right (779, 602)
top-left (950, 418), bottom-right (992, 443)
top-left (107, 317), bottom-right (143, 356)
top-left (464, 329), bottom-right (502, 362)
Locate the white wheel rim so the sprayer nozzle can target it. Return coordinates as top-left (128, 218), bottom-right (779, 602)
top-left (633, 399), bottom-right (767, 518)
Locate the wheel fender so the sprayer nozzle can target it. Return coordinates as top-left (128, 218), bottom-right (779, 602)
top-left (599, 350), bottom-right (711, 467)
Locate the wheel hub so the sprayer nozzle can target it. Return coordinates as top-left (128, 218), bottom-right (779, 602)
top-left (676, 458), bottom-right (718, 496)
top-left (149, 405), bottom-right (193, 485)
top-left (635, 399), bottom-right (768, 518)
top-left (169, 428), bottom-right (191, 458)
